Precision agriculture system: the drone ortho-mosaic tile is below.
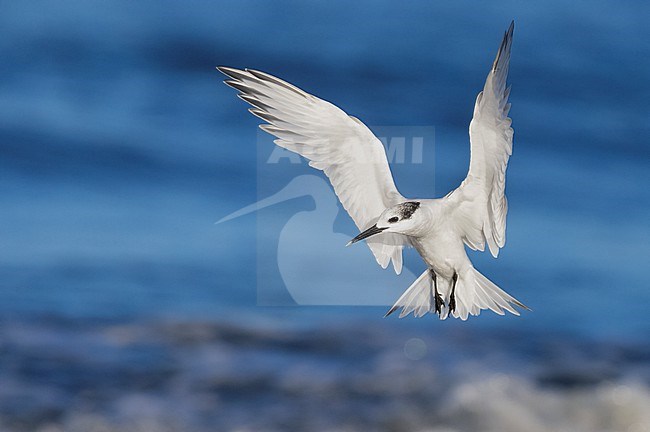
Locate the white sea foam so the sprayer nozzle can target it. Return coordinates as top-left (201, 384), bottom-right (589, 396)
top-left (0, 318), bottom-right (648, 432)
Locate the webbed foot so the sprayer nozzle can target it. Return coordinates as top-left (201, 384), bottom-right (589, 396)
top-left (430, 269), bottom-right (444, 315)
top-left (449, 272), bottom-right (458, 313)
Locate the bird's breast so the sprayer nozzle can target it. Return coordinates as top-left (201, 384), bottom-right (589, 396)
top-left (412, 230), bottom-right (469, 279)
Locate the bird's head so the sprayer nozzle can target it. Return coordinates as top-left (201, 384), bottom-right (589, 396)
top-left (347, 201), bottom-right (424, 245)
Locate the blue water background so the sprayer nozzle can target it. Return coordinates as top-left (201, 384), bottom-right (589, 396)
top-left (0, 1), bottom-right (649, 430)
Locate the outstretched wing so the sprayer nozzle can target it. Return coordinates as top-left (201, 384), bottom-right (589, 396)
top-left (446, 21), bottom-right (515, 257)
top-left (218, 67), bottom-right (409, 273)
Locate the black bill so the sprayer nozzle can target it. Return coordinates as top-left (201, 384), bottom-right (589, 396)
top-left (346, 224), bottom-right (388, 246)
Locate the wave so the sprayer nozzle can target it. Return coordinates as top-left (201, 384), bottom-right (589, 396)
top-left (0, 316), bottom-right (648, 432)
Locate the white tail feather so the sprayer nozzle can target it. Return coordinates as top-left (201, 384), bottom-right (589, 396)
top-left (384, 270), bottom-right (435, 318)
top-left (385, 267), bottom-right (528, 320)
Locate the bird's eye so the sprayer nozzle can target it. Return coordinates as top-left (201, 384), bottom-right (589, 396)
top-left (388, 217), bottom-right (399, 223)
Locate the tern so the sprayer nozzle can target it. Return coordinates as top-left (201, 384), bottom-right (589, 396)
top-left (218, 21), bottom-right (529, 320)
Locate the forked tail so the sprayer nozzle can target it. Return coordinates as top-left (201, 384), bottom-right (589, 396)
top-left (384, 269), bottom-right (432, 318)
top-left (385, 267), bottom-right (529, 320)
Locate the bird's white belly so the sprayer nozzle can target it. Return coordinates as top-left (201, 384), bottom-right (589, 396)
top-left (412, 230), bottom-right (470, 279)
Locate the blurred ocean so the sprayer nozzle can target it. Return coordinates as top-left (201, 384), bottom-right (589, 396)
top-left (0, 0), bottom-right (648, 431)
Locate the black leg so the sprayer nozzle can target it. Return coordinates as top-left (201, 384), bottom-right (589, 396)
top-left (430, 269), bottom-right (444, 315)
top-left (449, 272), bottom-right (458, 313)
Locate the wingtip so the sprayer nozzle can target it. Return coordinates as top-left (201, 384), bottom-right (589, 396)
top-left (217, 66), bottom-right (252, 82)
top-left (216, 65), bottom-right (233, 75)
top-left (492, 21), bottom-right (515, 72)
top-left (384, 305), bottom-right (399, 318)
top-left (517, 301), bottom-right (532, 312)
top-left (505, 20), bottom-right (515, 42)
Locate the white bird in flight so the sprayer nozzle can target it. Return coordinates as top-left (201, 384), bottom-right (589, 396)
top-left (218, 21), bottom-right (528, 320)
